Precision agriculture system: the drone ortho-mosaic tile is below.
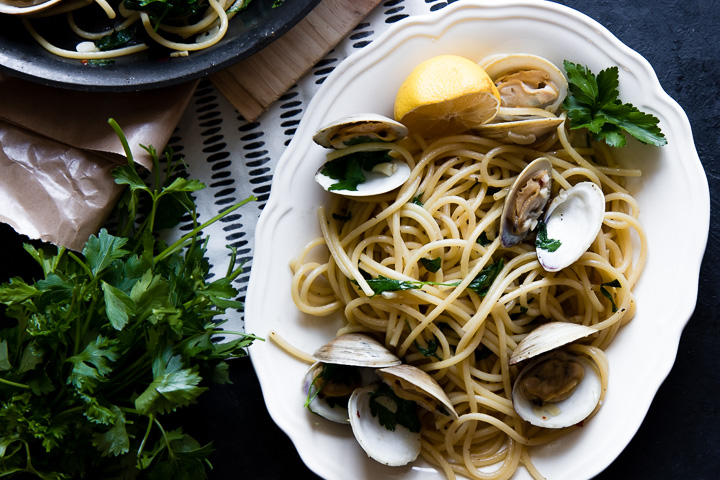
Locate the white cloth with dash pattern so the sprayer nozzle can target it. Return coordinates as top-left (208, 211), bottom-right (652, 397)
top-left (173, 0), bottom-right (458, 333)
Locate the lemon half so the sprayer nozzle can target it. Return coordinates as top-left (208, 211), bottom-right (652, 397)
top-left (394, 55), bottom-right (501, 137)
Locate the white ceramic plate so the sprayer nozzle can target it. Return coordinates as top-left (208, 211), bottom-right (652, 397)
top-left (245, 1), bottom-right (709, 479)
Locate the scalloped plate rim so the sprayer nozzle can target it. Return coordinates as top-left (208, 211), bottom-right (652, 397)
top-left (245, 1), bottom-right (709, 479)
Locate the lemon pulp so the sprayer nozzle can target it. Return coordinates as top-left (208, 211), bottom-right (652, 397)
top-left (394, 54), bottom-right (501, 137)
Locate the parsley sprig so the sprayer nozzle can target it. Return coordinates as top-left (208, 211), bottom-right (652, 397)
top-left (320, 150), bottom-right (394, 191)
top-left (535, 221), bottom-right (562, 252)
top-left (357, 259), bottom-right (504, 297)
top-left (0, 119), bottom-right (258, 479)
top-left (563, 60), bottom-right (667, 148)
top-left (600, 279), bottom-right (622, 313)
top-left (369, 383), bottom-right (421, 433)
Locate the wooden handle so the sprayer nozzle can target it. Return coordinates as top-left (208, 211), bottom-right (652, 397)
top-left (210, 0), bottom-right (382, 121)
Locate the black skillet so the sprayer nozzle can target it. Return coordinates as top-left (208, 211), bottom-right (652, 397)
top-left (0, 0), bottom-right (321, 91)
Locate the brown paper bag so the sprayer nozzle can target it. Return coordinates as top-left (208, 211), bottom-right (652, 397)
top-left (0, 74), bottom-right (198, 250)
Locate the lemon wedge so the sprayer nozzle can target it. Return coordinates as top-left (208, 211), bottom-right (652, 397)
top-left (394, 55), bottom-right (501, 137)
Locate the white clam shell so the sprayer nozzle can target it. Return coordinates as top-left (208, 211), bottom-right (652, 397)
top-left (509, 322), bottom-right (597, 365)
top-left (500, 157), bottom-right (553, 248)
top-left (537, 182), bottom-right (606, 272)
top-left (313, 113), bottom-right (409, 150)
top-left (512, 352), bottom-right (602, 429)
top-left (312, 333), bottom-right (402, 368)
top-left (473, 116), bottom-right (563, 145)
top-left (0, 0), bottom-right (63, 15)
top-left (314, 157), bottom-right (411, 197)
top-left (348, 384), bottom-right (422, 466)
top-left (377, 364), bottom-right (458, 419)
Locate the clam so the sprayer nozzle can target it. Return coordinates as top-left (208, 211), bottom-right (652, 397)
top-left (348, 364), bottom-right (457, 466)
top-left (473, 54), bottom-right (568, 144)
top-left (303, 333), bottom-right (401, 423)
top-left (302, 334), bottom-right (458, 467)
top-left (500, 157), bottom-right (553, 248)
top-left (313, 114), bottom-right (411, 196)
top-left (303, 362), bottom-right (361, 423)
top-left (480, 53), bottom-right (568, 113)
top-left (510, 322), bottom-right (602, 429)
top-left (536, 182), bottom-right (605, 272)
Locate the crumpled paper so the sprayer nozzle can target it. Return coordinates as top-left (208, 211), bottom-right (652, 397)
top-left (0, 73), bottom-right (198, 251)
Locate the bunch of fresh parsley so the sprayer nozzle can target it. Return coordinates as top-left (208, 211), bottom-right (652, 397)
top-left (0, 119), bottom-right (257, 479)
top-left (563, 60), bottom-right (667, 147)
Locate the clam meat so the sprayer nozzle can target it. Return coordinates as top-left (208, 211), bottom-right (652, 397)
top-left (480, 53), bottom-right (568, 113)
top-left (500, 157), bottom-right (553, 248)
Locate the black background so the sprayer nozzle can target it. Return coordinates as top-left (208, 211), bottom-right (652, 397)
top-left (2, 0), bottom-right (718, 479)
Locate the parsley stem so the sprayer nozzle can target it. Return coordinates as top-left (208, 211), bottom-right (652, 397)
top-left (154, 196), bottom-right (256, 265)
top-left (0, 376), bottom-right (30, 389)
top-left (212, 330), bottom-right (263, 340)
top-left (108, 118), bottom-right (135, 166)
top-left (67, 251), bottom-right (92, 278)
top-left (154, 417), bottom-right (176, 460)
top-left (76, 296), bottom-right (99, 355)
top-left (137, 413), bottom-right (154, 459)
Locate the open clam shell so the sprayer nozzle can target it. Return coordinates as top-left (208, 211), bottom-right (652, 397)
top-left (474, 53), bottom-right (568, 144)
top-left (304, 333), bottom-right (400, 423)
top-left (509, 322), bottom-right (601, 429)
top-left (512, 351), bottom-right (602, 429)
top-left (313, 113), bottom-right (409, 150)
top-left (377, 364), bottom-right (458, 419)
top-left (348, 384), bottom-right (422, 466)
top-left (536, 182), bottom-right (606, 272)
top-left (500, 157), bottom-right (553, 248)
top-left (302, 361), bottom-right (381, 423)
top-left (313, 114), bottom-right (411, 197)
top-left (312, 333), bottom-right (402, 368)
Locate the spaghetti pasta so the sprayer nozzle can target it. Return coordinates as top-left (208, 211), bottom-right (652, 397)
top-left (290, 121), bottom-right (646, 478)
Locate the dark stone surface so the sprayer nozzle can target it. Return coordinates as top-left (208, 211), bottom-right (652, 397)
top-left (195, 1), bottom-right (720, 479)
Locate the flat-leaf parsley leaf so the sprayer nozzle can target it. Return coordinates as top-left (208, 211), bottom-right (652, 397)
top-left (563, 60), bottom-right (667, 147)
